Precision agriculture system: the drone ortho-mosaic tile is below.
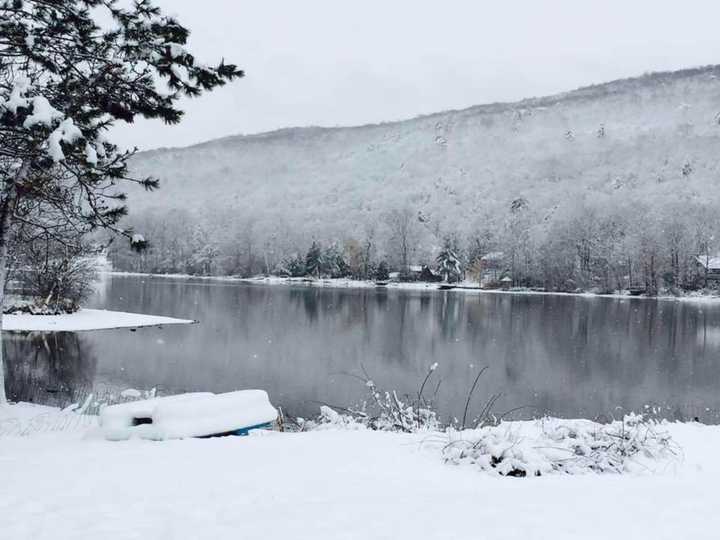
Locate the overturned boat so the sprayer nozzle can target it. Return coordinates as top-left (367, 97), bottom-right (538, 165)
top-left (100, 390), bottom-right (278, 441)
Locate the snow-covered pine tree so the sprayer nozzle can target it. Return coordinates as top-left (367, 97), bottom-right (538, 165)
top-left (305, 241), bottom-right (322, 277)
top-left (436, 237), bottom-right (463, 283)
top-left (321, 243), bottom-right (348, 278)
top-left (374, 260), bottom-right (390, 281)
top-left (0, 0), bottom-right (242, 402)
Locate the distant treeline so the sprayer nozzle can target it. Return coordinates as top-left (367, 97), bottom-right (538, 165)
top-left (110, 196), bottom-right (720, 294)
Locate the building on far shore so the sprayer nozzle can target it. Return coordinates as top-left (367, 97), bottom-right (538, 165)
top-left (389, 265), bottom-right (441, 282)
top-left (467, 251), bottom-right (507, 288)
top-left (695, 255), bottom-right (720, 281)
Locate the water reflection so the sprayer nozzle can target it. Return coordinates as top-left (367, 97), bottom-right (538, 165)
top-left (4, 276), bottom-right (720, 423)
top-left (4, 332), bottom-right (97, 407)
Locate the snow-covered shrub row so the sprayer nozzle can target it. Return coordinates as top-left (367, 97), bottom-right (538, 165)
top-left (443, 414), bottom-right (679, 476)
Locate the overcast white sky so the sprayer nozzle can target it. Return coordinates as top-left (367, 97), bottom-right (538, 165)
top-left (111, 0), bottom-right (720, 151)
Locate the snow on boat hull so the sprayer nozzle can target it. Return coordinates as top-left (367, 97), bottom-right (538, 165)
top-left (100, 390), bottom-right (278, 441)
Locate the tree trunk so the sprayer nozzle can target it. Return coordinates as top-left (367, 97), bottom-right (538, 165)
top-left (0, 164), bottom-right (24, 404)
top-left (0, 195), bottom-right (15, 404)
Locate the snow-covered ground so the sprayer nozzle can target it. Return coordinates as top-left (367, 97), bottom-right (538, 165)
top-left (1, 402), bottom-right (719, 540)
top-left (241, 276), bottom-right (720, 304)
top-left (3, 308), bottom-right (195, 332)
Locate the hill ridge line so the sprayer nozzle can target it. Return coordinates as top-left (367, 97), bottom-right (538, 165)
top-left (137, 63), bottom-right (720, 155)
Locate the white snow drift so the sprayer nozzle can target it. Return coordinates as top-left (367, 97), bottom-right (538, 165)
top-left (3, 308), bottom-right (195, 332)
top-left (1, 402), bottom-right (719, 540)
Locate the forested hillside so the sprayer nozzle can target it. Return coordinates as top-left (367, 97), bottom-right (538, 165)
top-left (112, 65), bottom-right (720, 292)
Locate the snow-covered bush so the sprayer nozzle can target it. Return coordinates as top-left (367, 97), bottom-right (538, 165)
top-left (8, 244), bottom-right (99, 315)
top-left (443, 414), bottom-right (679, 476)
top-left (309, 391), bottom-right (439, 433)
top-left (307, 406), bottom-right (368, 431)
top-left (308, 365), bottom-right (441, 433)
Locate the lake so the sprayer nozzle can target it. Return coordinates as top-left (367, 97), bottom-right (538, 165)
top-left (5, 274), bottom-right (720, 423)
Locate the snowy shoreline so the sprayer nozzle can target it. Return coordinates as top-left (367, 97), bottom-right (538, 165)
top-left (3, 308), bottom-right (196, 332)
top-left (1, 401), bottom-right (719, 539)
top-left (106, 271), bottom-right (720, 303)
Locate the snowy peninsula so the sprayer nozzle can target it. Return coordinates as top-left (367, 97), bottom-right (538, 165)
top-left (3, 308), bottom-right (196, 332)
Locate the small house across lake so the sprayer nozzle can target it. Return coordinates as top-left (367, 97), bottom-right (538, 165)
top-left (388, 265), bottom-right (441, 282)
top-left (696, 255), bottom-right (720, 281)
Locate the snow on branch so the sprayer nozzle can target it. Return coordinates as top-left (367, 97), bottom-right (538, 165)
top-left (47, 118), bottom-right (83, 162)
top-left (22, 96), bottom-right (64, 129)
top-left (0, 0), bottom-right (242, 252)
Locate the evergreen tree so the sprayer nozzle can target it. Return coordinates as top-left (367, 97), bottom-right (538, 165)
top-left (0, 0), bottom-right (242, 402)
top-left (321, 243), bottom-right (348, 278)
top-left (436, 237), bottom-right (463, 283)
top-left (305, 241), bottom-right (322, 277)
top-left (374, 260), bottom-right (390, 281)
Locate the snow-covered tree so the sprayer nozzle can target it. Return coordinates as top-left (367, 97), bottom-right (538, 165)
top-left (436, 236), bottom-right (463, 283)
top-left (321, 243), bottom-right (347, 278)
top-left (283, 254), bottom-right (305, 277)
top-left (9, 227), bottom-right (98, 314)
top-left (305, 241), bottom-right (321, 277)
top-left (374, 260), bottom-right (390, 281)
top-left (384, 207), bottom-right (421, 277)
top-left (0, 0), bottom-right (242, 402)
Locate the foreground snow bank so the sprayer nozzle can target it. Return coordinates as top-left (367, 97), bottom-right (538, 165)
top-left (3, 308), bottom-right (196, 332)
top-left (2, 403), bottom-right (720, 539)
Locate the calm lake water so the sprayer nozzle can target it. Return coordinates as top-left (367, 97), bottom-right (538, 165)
top-left (6, 274), bottom-right (720, 423)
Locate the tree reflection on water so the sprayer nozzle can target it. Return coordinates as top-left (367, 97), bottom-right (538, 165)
top-left (4, 331), bottom-right (97, 408)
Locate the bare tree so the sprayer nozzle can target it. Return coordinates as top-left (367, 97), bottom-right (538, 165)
top-left (9, 229), bottom-right (98, 313)
top-left (383, 208), bottom-right (420, 277)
